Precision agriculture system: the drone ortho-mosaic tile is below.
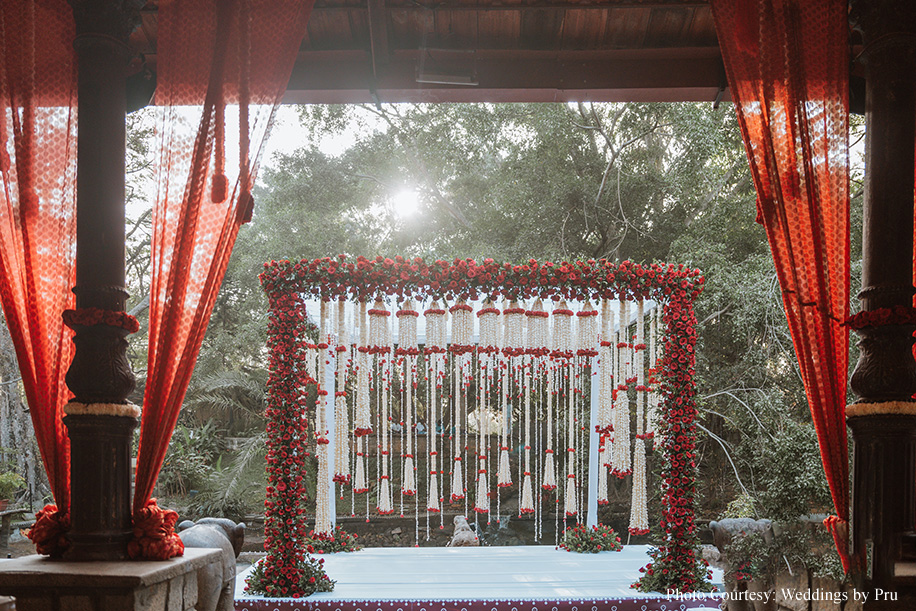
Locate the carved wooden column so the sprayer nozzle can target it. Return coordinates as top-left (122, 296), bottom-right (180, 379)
top-left (848, 0), bottom-right (916, 594)
top-left (64, 0), bottom-right (144, 561)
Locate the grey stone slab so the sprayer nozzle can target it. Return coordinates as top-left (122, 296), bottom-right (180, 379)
top-left (0, 548), bottom-right (220, 592)
top-left (183, 570), bottom-right (198, 609)
top-left (166, 576), bottom-right (184, 611)
top-left (134, 581), bottom-right (168, 611)
top-left (60, 594), bottom-right (94, 611)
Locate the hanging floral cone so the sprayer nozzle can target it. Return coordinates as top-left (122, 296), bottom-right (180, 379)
top-left (402, 456), bottom-right (417, 496)
top-left (497, 446), bottom-right (512, 488)
top-left (542, 449), bottom-right (557, 491)
top-left (564, 474), bottom-right (577, 516)
top-left (353, 450), bottom-right (368, 494)
top-left (475, 468), bottom-right (490, 514)
top-left (377, 477), bottom-right (394, 515)
top-left (628, 438), bottom-right (649, 535)
top-left (519, 472), bottom-right (534, 515)
top-left (597, 451), bottom-right (609, 505)
top-left (451, 459), bottom-right (465, 502)
top-left (427, 471), bottom-right (441, 513)
top-left (315, 440), bottom-right (332, 534)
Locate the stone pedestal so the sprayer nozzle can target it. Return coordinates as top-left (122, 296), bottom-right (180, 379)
top-left (0, 548), bottom-right (221, 611)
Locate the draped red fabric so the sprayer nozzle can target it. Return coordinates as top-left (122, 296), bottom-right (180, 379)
top-left (710, 0), bottom-right (851, 567)
top-left (133, 0), bottom-right (314, 520)
top-left (0, 1), bottom-right (76, 513)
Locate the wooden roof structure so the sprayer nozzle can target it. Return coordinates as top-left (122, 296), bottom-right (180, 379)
top-left (131, 0), bottom-right (727, 104)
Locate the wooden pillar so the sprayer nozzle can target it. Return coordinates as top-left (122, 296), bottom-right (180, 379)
top-left (64, 0), bottom-right (143, 561)
top-left (848, 0), bottom-right (916, 594)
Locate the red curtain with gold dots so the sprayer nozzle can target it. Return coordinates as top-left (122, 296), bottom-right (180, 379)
top-left (711, 0), bottom-right (851, 568)
top-left (0, 0), bottom-right (77, 514)
top-left (133, 0), bottom-right (314, 516)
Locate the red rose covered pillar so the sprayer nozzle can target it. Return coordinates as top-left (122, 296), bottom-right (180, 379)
top-left (847, 0), bottom-right (916, 594)
top-left (63, 0), bottom-right (143, 560)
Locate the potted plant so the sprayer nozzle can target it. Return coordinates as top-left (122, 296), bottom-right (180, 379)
top-left (0, 471), bottom-right (25, 510)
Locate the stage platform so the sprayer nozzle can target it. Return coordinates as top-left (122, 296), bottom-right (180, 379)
top-left (235, 545), bottom-right (724, 611)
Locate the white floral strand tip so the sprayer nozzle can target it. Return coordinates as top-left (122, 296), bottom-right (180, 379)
top-left (846, 401), bottom-right (916, 417)
top-left (64, 401), bottom-right (141, 418)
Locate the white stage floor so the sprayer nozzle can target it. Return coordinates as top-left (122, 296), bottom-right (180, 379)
top-left (235, 545), bottom-right (723, 611)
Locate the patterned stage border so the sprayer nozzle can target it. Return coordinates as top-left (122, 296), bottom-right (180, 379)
top-left (234, 596), bottom-right (724, 611)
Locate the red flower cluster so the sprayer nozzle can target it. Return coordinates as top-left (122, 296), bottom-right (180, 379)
top-left (62, 307), bottom-right (140, 333)
top-left (128, 498), bottom-right (184, 560)
top-left (27, 504), bottom-right (70, 558)
top-left (260, 291), bottom-right (319, 596)
top-left (633, 294), bottom-right (712, 594)
top-left (305, 526), bottom-right (362, 553)
top-left (260, 256), bottom-right (704, 303)
top-left (559, 523), bottom-right (623, 553)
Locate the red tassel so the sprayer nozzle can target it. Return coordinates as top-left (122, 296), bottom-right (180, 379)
top-left (211, 172), bottom-right (228, 204)
top-left (238, 190), bottom-right (255, 223)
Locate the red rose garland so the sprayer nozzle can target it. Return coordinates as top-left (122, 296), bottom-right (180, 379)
top-left (128, 499), bottom-right (184, 560)
top-left (260, 291), bottom-right (322, 597)
top-left (26, 505), bottom-right (70, 558)
top-left (633, 292), bottom-right (712, 594)
top-left (844, 305), bottom-right (916, 330)
top-left (63, 307), bottom-right (140, 333)
top-left (260, 256), bottom-right (702, 304)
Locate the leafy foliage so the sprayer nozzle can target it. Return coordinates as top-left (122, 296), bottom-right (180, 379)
top-left (157, 421), bottom-right (224, 496)
top-left (723, 521), bottom-right (844, 585)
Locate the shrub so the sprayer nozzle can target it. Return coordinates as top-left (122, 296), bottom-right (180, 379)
top-left (559, 523), bottom-right (623, 553)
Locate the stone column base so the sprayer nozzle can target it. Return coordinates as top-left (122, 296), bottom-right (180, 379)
top-left (0, 548), bottom-right (221, 611)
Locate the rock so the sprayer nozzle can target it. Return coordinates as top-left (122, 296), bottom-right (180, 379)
top-left (448, 515), bottom-right (479, 547)
top-left (810, 576), bottom-right (843, 611)
top-left (709, 518), bottom-right (775, 553)
top-left (391, 527), bottom-right (402, 535)
top-left (774, 568), bottom-right (809, 611)
top-left (747, 579), bottom-right (775, 611)
top-left (701, 544), bottom-right (724, 570)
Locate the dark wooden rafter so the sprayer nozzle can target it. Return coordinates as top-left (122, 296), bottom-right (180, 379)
top-left (367, 0), bottom-right (390, 77)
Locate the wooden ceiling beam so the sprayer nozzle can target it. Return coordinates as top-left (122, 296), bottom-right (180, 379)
top-left (283, 48), bottom-right (726, 104)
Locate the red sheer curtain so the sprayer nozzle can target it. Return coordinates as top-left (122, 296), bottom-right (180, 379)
top-left (711, 0), bottom-right (851, 567)
top-left (0, 1), bottom-right (76, 513)
top-left (133, 0), bottom-right (314, 516)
